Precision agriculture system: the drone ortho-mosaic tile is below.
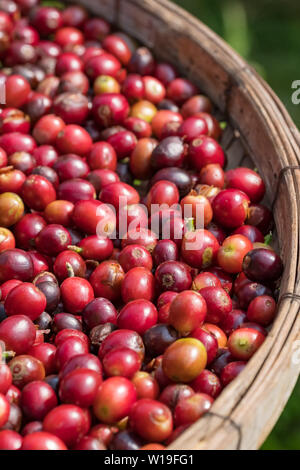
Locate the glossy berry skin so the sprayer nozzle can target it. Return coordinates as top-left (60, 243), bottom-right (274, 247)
top-left (212, 189), bottom-right (250, 229)
top-left (178, 116), bottom-right (208, 143)
top-left (78, 236), bottom-right (114, 262)
top-left (121, 267), bottom-right (155, 303)
top-left (20, 381), bottom-right (57, 420)
top-left (60, 277), bottom-right (94, 314)
top-left (43, 405), bottom-right (91, 448)
top-left (151, 136), bottom-right (186, 169)
top-left (59, 368), bottom-right (102, 407)
top-left (190, 370), bottom-right (222, 398)
top-left (14, 213), bottom-right (46, 250)
top-left (57, 178), bottom-right (96, 204)
top-left (53, 92), bottom-right (89, 125)
top-left (174, 393), bottom-right (213, 427)
top-left (0, 248), bottom-right (34, 283)
top-left (53, 250), bottom-right (86, 281)
top-left (27, 343), bottom-right (57, 376)
top-left (0, 430), bottom-right (22, 450)
top-left (168, 290), bottom-right (207, 336)
top-left (0, 393), bottom-right (10, 428)
top-left (22, 174), bottom-right (56, 211)
top-left (202, 323), bottom-right (227, 348)
top-left (0, 227), bottom-right (15, 252)
top-left (5, 282), bottom-right (46, 321)
top-left (189, 136), bottom-right (225, 169)
top-left (219, 309), bottom-right (247, 336)
top-left (225, 167), bottom-right (265, 203)
top-left (0, 192), bottom-right (24, 227)
top-left (132, 371), bottom-right (160, 400)
top-left (93, 75), bottom-right (121, 95)
top-left (246, 204), bottom-right (273, 235)
top-left (0, 279), bottom-right (22, 301)
top-left (55, 52), bottom-right (83, 76)
top-left (162, 338), bottom-right (207, 383)
top-left (82, 297), bottom-right (117, 330)
top-left (72, 199), bottom-right (116, 235)
top-left (192, 272), bottom-right (221, 293)
top-left (232, 225), bottom-right (264, 244)
top-left (227, 327), bottom-right (265, 360)
top-left (0, 315), bottom-right (36, 355)
top-left (237, 282), bottom-right (272, 310)
top-left (155, 261), bottom-right (192, 292)
top-left (151, 110), bottom-right (182, 139)
top-left (128, 47), bottom-right (155, 75)
top-left (100, 181), bottom-right (140, 210)
top-left (242, 248), bottom-right (283, 283)
top-left (9, 355), bottom-right (45, 389)
top-left (151, 167), bottom-right (192, 198)
top-left (109, 429), bottom-right (143, 450)
top-left (103, 347), bottom-right (141, 378)
top-left (35, 224), bottom-right (71, 256)
top-left (87, 142), bottom-right (117, 171)
top-left (92, 93), bottom-right (129, 128)
top-left (167, 78), bottom-right (197, 104)
top-left (107, 130), bottom-right (137, 159)
top-left (33, 115), bottom-right (65, 145)
top-left (55, 124), bottom-right (92, 156)
top-left (121, 227), bottom-right (158, 253)
top-left (55, 337), bottom-right (88, 370)
top-left (30, 6), bottom-right (63, 35)
top-left (59, 354), bottom-right (102, 379)
top-left (0, 169), bottom-right (26, 195)
top-left (118, 299), bottom-right (158, 335)
top-left (55, 329), bottom-right (88, 349)
top-left (89, 261), bottom-right (125, 302)
top-left (190, 327), bottom-right (218, 364)
top-left (119, 244), bottom-right (153, 272)
top-left (181, 229), bottom-right (220, 269)
top-left (98, 329), bottom-right (145, 363)
top-left (85, 53), bottom-right (121, 81)
top-left (122, 74), bottom-right (144, 102)
top-left (159, 384), bottom-right (194, 412)
top-left (54, 154), bottom-right (89, 182)
top-left (246, 295), bottom-right (276, 326)
top-left (87, 168), bottom-right (120, 193)
top-left (152, 239), bottom-right (178, 266)
top-left (221, 361), bottom-right (247, 386)
top-left (129, 399), bottom-right (173, 442)
top-left (118, 203), bottom-right (148, 235)
top-left (52, 313), bottom-right (82, 333)
top-left (180, 95), bottom-right (212, 117)
top-left (93, 377), bottom-right (137, 424)
top-left (5, 75), bottom-right (31, 108)
top-left (199, 163), bottom-right (225, 188)
top-left (21, 431), bottom-right (67, 450)
top-left (180, 192), bottom-right (213, 227)
top-left (218, 234), bottom-right (253, 274)
top-left (147, 180), bottom-right (180, 211)
top-left (83, 17), bottom-right (110, 40)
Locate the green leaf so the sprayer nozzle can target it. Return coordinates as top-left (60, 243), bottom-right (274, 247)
top-left (41, 0), bottom-right (65, 9)
top-left (264, 232), bottom-right (273, 245)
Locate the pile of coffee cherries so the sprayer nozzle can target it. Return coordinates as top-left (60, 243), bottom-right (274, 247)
top-left (0, 0), bottom-right (283, 450)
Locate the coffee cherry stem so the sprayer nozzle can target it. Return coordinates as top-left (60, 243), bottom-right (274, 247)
top-left (66, 262), bottom-right (75, 278)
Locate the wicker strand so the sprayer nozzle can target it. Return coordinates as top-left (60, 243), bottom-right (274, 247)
top-left (205, 411), bottom-right (242, 450)
top-left (277, 292), bottom-right (300, 306)
top-left (272, 165), bottom-right (300, 211)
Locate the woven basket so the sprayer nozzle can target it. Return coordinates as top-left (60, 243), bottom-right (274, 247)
top-left (70, 0), bottom-right (300, 450)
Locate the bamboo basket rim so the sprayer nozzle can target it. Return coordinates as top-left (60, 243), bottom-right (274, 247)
top-left (70, 0), bottom-right (300, 450)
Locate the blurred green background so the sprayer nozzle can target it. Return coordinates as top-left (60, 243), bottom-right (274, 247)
top-left (172, 0), bottom-right (300, 450)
